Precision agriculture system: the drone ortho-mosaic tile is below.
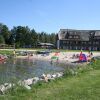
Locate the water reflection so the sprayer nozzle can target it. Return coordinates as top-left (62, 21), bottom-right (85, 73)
top-left (0, 58), bottom-right (64, 84)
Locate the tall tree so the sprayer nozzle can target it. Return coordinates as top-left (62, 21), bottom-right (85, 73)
top-left (10, 26), bottom-right (32, 47)
top-left (30, 29), bottom-right (38, 47)
top-left (0, 35), bottom-right (5, 44)
top-left (50, 33), bottom-right (56, 44)
top-left (0, 23), bottom-right (11, 44)
top-left (0, 22), bottom-right (57, 48)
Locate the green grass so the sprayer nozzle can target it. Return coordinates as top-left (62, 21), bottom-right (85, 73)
top-left (1, 70), bottom-right (100, 100)
top-left (0, 50), bottom-right (12, 55)
top-left (0, 60), bottom-right (100, 100)
top-left (0, 48), bottom-right (100, 54)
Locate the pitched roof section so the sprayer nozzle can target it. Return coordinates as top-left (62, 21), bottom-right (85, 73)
top-left (58, 29), bottom-right (100, 41)
top-left (95, 31), bottom-right (100, 36)
top-left (38, 42), bottom-right (54, 46)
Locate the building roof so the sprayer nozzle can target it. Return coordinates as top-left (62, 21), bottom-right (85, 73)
top-left (58, 29), bottom-right (100, 41)
top-left (38, 42), bottom-right (54, 46)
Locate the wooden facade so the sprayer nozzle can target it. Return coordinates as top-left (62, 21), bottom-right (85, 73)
top-left (57, 29), bottom-right (100, 51)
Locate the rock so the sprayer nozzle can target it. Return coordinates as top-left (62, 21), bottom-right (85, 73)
top-left (0, 71), bottom-right (64, 92)
top-left (0, 85), bottom-right (6, 94)
top-left (18, 80), bottom-right (32, 90)
top-left (23, 78), bottom-right (34, 85)
top-left (4, 83), bottom-right (9, 87)
top-left (5, 83), bottom-right (14, 90)
top-left (0, 83), bottom-right (15, 94)
top-left (56, 72), bottom-right (63, 77)
top-left (24, 84), bottom-right (31, 90)
top-left (41, 73), bottom-right (46, 79)
top-left (52, 74), bottom-right (57, 78)
top-left (18, 77), bottom-right (39, 89)
top-left (33, 77), bottom-right (40, 84)
top-left (18, 80), bottom-right (24, 86)
top-left (46, 74), bottom-right (55, 80)
top-left (46, 74), bottom-right (52, 79)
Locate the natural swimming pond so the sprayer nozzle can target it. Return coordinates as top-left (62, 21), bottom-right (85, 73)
top-left (0, 57), bottom-right (64, 84)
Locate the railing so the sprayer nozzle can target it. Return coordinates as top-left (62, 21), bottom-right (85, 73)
top-left (0, 44), bottom-right (14, 49)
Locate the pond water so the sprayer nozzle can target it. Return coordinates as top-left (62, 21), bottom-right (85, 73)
top-left (0, 57), bottom-right (64, 84)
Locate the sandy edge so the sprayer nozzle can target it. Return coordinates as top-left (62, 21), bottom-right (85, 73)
top-left (16, 52), bottom-right (100, 65)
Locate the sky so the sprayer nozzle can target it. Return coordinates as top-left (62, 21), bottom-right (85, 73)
top-left (0, 0), bottom-right (100, 33)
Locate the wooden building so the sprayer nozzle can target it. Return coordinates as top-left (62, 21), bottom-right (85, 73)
top-left (57, 29), bottom-right (100, 51)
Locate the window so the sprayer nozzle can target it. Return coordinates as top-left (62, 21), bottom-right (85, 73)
top-left (76, 41), bottom-right (78, 44)
top-left (84, 42), bottom-right (86, 44)
top-left (69, 41), bottom-right (72, 44)
top-left (93, 42), bottom-right (96, 44)
top-left (95, 41), bottom-right (99, 44)
top-left (74, 35), bottom-right (79, 39)
top-left (88, 42), bottom-right (91, 44)
top-left (63, 41), bottom-right (67, 44)
top-left (94, 36), bottom-right (100, 39)
top-left (69, 36), bottom-right (73, 38)
top-left (82, 41), bottom-right (86, 44)
top-left (67, 41), bottom-right (69, 44)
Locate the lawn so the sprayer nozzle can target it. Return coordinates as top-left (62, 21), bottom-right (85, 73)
top-left (0, 50), bottom-right (12, 55)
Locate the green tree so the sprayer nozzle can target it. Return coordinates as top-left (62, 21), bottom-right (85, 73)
top-left (0, 23), bottom-right (57, 48)
top-left (0, 35), bottom-right (5, 44)
top-left (50, 33), bottom-right (56, 44)
top-left (11, 26), bottom-right (32, 48)
top-left (0, 23), bottom-right (11, 44)
top-left (30, 29), bottom-right (38, 47)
